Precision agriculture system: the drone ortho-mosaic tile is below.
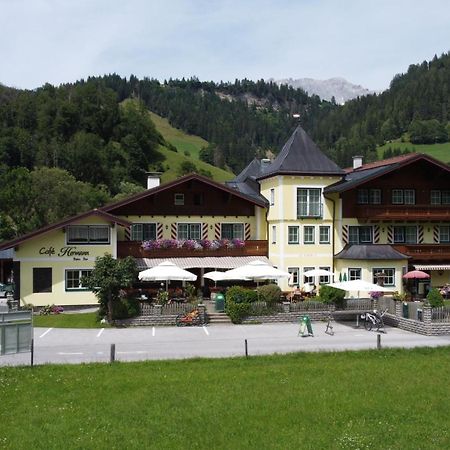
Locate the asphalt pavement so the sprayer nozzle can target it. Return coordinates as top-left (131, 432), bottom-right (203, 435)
top-left (1, 320), bottom-right (450, 366)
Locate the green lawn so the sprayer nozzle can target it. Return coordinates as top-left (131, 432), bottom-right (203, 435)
top-left (33, 312), bottom-right (105, 328)
top-left (377, 140), bottom-right (450, 164)
top-left (148, 111), bottom-right (208, 160)
top-left (1, 347), bottom-right (449, 449)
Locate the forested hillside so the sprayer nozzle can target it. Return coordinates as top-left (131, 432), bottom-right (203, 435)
top-left (311, 52), bottom-right (450, 166)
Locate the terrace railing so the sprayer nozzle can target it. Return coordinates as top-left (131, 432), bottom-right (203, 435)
top-left (431, 306), bottom-right (450, 322)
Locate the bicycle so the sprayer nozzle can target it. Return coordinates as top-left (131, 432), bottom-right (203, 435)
top-left (361, 308), bottom-right (387, 333)
top-left (175, 309), bottom-right (205, 327)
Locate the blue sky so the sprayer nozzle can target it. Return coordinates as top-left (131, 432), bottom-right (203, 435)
top-left (1, 0), bottom-right (450, 91)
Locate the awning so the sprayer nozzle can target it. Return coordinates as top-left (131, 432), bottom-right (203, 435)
top-left (136, 256), bottom-right (271, 270)
top-left (414, 264), bottom-right (450, 271)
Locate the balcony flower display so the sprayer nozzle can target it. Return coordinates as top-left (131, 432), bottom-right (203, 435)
top-left (141, 238), bottom-right (246, 251)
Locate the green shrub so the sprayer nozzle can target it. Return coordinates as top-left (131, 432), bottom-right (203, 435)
top-left (257, 284), bottom-right (282, 305)
top-left (318, 285), bottom-right (345, 307)
top-left (225, 301), bottom-right (251, 324)
top-left (112, 297), bottom-right (140, 320)
top-left (226, 286), bottom-right (257, 304)
top-left (426, 288), bottom-right (444, 307)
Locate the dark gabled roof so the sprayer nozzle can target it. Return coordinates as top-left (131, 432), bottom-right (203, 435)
top-left (335, 245), bottom-right (409, 260)
top-left (0, 210), bottom-right (132, 251)
top-left (325, 153), bottom-right (450, 194)
top-left (226, 159), bottom-right (270, 205)
top-left (257, 126), bottom-right (345, 180)
top-left (102, 173), bottom-right (267, 213)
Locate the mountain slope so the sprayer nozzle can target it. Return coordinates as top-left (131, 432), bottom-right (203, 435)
top-left (272, 77), bottom-right (375, 103)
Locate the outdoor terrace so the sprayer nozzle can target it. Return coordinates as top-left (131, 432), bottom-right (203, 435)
top-left (393, 244), bottom-right (450, 262)
top-left (352, 204), bottom-right (450, 221)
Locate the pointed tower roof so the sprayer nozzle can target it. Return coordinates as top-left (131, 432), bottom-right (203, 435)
top-left (257, 126), bottom-right (345, 180)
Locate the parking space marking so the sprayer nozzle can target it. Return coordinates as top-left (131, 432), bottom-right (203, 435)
top-left (202, 326), bottom-right (210, 336)
top-left (117, 351), bottom-right (147, 355)
top-left (96, 328), bottom-right (104, 338)
top-left (39, 328), bottom-right (53, 338)
top-left (152, 327), bottom-right (156, 337)
top-left (58, 352), bottom-right (83, 355)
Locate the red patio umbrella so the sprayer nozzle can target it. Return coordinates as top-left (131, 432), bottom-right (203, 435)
top-left (403, 270), bottom-right (430, 279)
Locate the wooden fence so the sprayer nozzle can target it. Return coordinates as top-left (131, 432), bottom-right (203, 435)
top-left (431, 306), bottom-right (450, 322)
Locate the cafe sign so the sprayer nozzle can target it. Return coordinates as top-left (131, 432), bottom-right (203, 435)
top-left (39, 246), bottom-right (90, 260)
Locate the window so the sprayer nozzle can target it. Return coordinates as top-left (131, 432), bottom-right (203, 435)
top-left (392, 189), bottom-right (415, 205)
top-left (393, 226), bottom-right (417, 244)
top-left (221, 223), bottom-right (244, 240)
top-left (370, 189), bottom-right (381, 204)
top-left (357, 189), bottom-right (368, 204)
top-left (303, 226), bottom-right (315, 244)
top-left (297, 188), bottom-right (322, 218)
top-left (440, 226), bottom-right (450, 243)
top-left (272, 225), bottom-right (277, 244)
top-left (270, 188), bottom-right (275, 206)
top-left (319, 226), bottom-right (330, 244)
top-left (392, 189), bottom-right (403, 204)
top-left (431, 190), bottom-right (450, 205)
top-left (348, 268), bottom-right (361, 281)
top-left (303, 267), bottom-right (314, 284)
top-left (404, 189), bottom-right (415, 205)
top-left (67, 225), bottom-right (110, 244)
top-left (288, 226), bottom-right (299, 244)
top-left (131, 223), bottom-right (156, 241)
top-left (358, 188), bottom-right (381, 205)
top-left (372, 268), bottom-right (395, 287)
top-left (33, 268), bottom-right (52, 293)
top-left (288, 267), bottom-right (299, 286)
top-left (65, 269), bottom-right (92, 290)
top-left (349, 226), bottom-right (372, 244)
top-left (177, 223), bottom-right (201, 240)
top-left (174, 193), bottom-right (184, 205)
top-left (319, 266), bottom-right (331, 284)
top-left (193, 193), bottom-right (204, 206)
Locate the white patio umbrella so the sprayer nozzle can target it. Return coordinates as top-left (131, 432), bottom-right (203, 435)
top-left (225, 260), bottom-right (290, 282)
top-left (203, 270), bottom-right (230, 287)
top-left (327, 279), bottom-right (394, 298)
top-left (138, 260), bottom-right (197, 291)
top-left (303, 269), bottom-right (335, 278)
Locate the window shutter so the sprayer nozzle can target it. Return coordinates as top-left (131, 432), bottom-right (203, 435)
top-left (171, 223), bottom-right (177, 240)
top-left (418, 225), bottom-right (424, 244)
top-left (124, 226), bottom-right (131, 241)
top-left (157, 223), bottom-right (163, 240)
top-left (373, 225), bottom-right (380, 243)
top-left (245, 223), bottom-right (251, 240)
top-left (215, 223), bottom-right (221, 240)
top-left (342, 225), bottom-right (348, 245)
top-left (202, 223), bottom-right (208, 240)
top-left (387, 226), bottom-right (394, 244)
top-left (434, 225), bottom-right (439, 243)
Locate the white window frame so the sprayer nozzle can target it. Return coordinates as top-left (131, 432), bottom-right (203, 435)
top-left (348, 268), bottom-right (361, 281)
top-left (270, 188), bottom-right (275, 206)
top-left (303, 266), bottom-right (315, 284)
top-left (66, 225), bottom-right (110, 245)
top-left (272, 225), bottom-right (277, 244)
top-left (303, 226), bottom-right (315, 244)
top-left (372, 268), bottom-right (395, 287)
top-left (370, 189), bottom-right (382, 204)
top-left (319, 266), bottom-right (331, 285)
top-left (392, 189), bottom-right (403, 204)
top-left (174, 193), bottom-right (185, 206)
top-left (288, 267), bottom-right (299, 286)
top-left (357, 189), bottom-right (368, 204)
top-left (393, 226), bottom-right (417, 244)
top-left (404, 189), bottom-right (415, 205)
top-left (131, 223), bottom-right (157, 241)
top-left (297, 188), bottom-right (322, 218)
top-left (65, 269), bottom-right (92, 291)
top-left (177, 223), bottom-right (201, 240)
top-left (221, 223), bottom-right (244, 240)
top-left (288, 226), bottom-right (299, 244)
top-left (440, 225), bottom-right (450, 243)
top-left (319, 226), bottom-right (330, 244)
top-left (348, 226), bottom-right (372, 244)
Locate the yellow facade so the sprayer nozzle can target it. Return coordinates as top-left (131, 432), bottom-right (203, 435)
top-left (15, 216), bottom-right (117, 307)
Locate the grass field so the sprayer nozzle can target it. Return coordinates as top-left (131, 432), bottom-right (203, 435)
top-left (148, 111), bottom-right (208, 160)
top-left (33, 312), bottom-right (104, 329)
top-left (1, 347), bottom-right (449, 449)
top-left (377, 140), bottom-right (450, 164)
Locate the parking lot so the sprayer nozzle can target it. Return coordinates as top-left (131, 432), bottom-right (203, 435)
top-left (2, 320), bottom-right (450, 366)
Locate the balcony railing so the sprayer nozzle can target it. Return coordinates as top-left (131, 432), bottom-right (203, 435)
top-left (353, 204), bottom-right (450, 221)
top-left (393, 244), bottom-right (450, 261)
top-left (117, 240), bottom-right (268, 258)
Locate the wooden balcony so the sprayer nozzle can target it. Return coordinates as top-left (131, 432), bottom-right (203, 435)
top-left (393, 244), bottom-right (450, 262)
top-left (117, 240), bottom-right (268, 259)
top-left (353, 204), bottom-right (450, 221)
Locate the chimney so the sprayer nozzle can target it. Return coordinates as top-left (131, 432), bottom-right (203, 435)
top-left (352, 156), bottom-right (363, 170)
top-left (261, 158), bottom-right (271, 172)
top-left (146, 172), bottom-right (161, 189)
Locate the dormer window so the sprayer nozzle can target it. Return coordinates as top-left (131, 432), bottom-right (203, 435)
top-left (174, 193), bottom-right (185, 206)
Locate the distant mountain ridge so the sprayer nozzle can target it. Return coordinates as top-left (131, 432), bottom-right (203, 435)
top-left (271, 77), bottom-right (376, 104)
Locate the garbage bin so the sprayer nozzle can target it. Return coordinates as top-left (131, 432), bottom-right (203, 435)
top-left (402, 302), bottom-right (409, 318)
top-left (417, 308), bottom-right (423, 322)
top-left (215, 293), bottom-right (225, 312)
